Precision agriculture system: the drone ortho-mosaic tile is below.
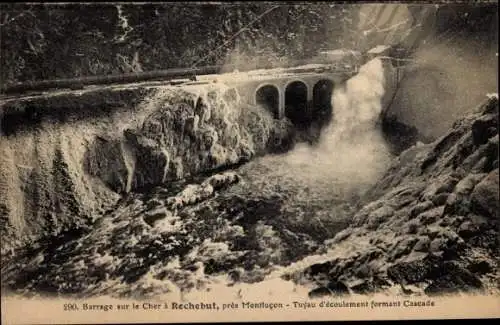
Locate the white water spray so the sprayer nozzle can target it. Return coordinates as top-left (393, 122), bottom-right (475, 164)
top-left (319, 57), bottom-right (392, 187)
top-left (254, 58), bottom-right (392, 197)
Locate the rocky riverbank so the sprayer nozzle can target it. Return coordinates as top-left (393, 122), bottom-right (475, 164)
top-left (283, 94), bottom-right (499, 297)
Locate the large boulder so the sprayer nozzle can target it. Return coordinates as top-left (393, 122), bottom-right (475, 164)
top-left (471, 169), bottom-right (499, 219)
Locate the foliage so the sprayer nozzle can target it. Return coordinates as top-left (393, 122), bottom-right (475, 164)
top-left (3, 3), bottom-right (495, 87)
top-left (0, 3), bottom-right (358, 85)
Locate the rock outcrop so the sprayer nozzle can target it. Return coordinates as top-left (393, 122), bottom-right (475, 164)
top-left (285, 94), bottom-right (499, 297)
top-left (0, 83), bottom-right (294, 256)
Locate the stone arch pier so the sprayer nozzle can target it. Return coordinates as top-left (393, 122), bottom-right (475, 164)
top-left (228, 70), bottom-right (351, 122)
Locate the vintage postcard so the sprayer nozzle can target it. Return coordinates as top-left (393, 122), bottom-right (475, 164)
top-left (1, 1), bottom-right (499, 324)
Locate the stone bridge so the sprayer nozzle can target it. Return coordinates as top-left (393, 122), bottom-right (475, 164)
top-left (215, 65), bottom-right (357, 122)
top-left (198, 53), bottom-right (404, 125)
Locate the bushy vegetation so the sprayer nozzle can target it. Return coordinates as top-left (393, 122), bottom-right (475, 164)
top-left (0, 3), bottom-right (359, 86)
top-left (2, 3), bottom-right (496, 87)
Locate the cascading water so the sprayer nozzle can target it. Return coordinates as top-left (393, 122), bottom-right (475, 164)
top-left (1, 58), bottom-right (393, 299)
top-left (247, 58), bottom-right (392, 197)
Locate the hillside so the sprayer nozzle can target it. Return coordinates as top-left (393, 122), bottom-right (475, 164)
top-left (2, 3), bottom-right (496, 90)
top-left (0, 3), bottom-right (359, 87)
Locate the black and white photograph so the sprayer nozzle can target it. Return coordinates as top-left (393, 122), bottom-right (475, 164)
top-left (1, 1), bottom-right (499, 323)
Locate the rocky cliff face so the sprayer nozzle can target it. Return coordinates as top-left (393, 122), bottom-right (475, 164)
top-left (285, 94), bottom-right (499, 297)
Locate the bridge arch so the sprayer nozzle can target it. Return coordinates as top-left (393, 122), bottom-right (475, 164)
top-left (284, 80), bottom-right (309, 126)
top-left (255, 84), bottom-right (280, 119)
top-left (312, 79), bottom-right (335, 125)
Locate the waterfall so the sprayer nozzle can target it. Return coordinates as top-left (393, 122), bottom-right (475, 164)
top-left (250, 58), bottom-right (393, 198)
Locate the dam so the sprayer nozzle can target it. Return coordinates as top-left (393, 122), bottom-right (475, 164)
top-left (0, 46), bottom-right (406, 136)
